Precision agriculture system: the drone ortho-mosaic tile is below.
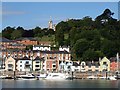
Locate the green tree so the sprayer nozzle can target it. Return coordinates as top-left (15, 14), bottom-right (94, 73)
top-left (73, 39), bottom-right (90, 60)
top-left (2, 26), bottom-right (15, 39)
top-left (101, 39), bottom-right (117, 58)
top-left (82, 49), bottom-right (97, 61)
top-left (11, 30), bottom-right (22, 39)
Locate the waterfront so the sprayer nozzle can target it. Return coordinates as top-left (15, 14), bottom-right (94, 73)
top-left (1, 79), bottom-right (120, 88)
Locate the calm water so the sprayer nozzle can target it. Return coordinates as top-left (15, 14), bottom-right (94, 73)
top-left (1, 79), bottom-right (120, 88)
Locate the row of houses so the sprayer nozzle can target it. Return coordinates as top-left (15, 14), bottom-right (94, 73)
top-left (4, 55), bottom-right (120, 73)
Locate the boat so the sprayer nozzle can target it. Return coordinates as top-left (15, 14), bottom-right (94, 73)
top-left (0, 75), bottom-right (8, 79)
top-left (87, 75), bottom-right (98, 79)
top-left (116, 72), bottom-right (120, 79)
top-left (36, 74), bottom-right (47, 78)
top-left (108, 76), bottom-right (117, 80)
top-left (16, 74), bottom-right (36, 80)
top-left (45, 73), bottom-right (69, 80)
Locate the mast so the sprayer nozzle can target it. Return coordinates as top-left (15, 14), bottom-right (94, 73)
top-left (116, 53), bottom-right (119, 72)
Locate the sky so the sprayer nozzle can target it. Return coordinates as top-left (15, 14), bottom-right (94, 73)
top-left (1, 2), bottom-right (118, 31)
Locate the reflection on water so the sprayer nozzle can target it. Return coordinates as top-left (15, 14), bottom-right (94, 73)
top-left (2, 79), bottom-right (120, 88)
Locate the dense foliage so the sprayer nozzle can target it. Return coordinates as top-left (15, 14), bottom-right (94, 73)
top-left (55, 9), bottom-right (120, 61)
top-left (2, 9), bottom-right (120, 61)
top-left (2, 26), bottom-right (55, 40)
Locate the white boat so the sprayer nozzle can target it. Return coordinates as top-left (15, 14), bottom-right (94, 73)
top-left (98, 76), bottom-right (117, 80)
top-left (98, 76), bottom-right (106, 79)
top-left (0, 75), bottom-right (8, 79)
top-left (108, 76), bottom-right (117, 80)
top-left (37, 74), bottom-right (47, 78)
top-left (87, 75), bottom-right (98, 79)
top-left (17, 74), bottom-right (36, 80)
top-left (45, 73), bottom-right (68, 80)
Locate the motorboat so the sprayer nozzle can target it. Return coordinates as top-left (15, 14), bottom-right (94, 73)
top-left (98, 76), bottom-right (117, 80)
top-left (87, 75), bottom-right (98, 79)
top-left (36, 74), bottom-right (47, 78)
top-left (45, 73), bottom-right (69, 80)
top-left (0, 75), bottom-right (8, 79)
top-left (98, 76), bottom-right (106, 79)
top-left (108, 76), bottom-right (117, 80)
top-left (16, 74), bottom-right (36, 80)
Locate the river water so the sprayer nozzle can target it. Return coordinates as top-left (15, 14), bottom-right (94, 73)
top-left (1, 79), bottom-right (120, 89)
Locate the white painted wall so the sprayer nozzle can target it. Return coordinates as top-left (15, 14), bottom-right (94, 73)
top-left (33, 46), bottom-right (51, 51)
top-left (17, 60), bottom-right (32, 71)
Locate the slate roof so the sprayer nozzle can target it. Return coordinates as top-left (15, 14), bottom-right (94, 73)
top-left (0, 37), bottom-right (14, 42)
top-left (15, 37), bottom-right (37, 41)
top-left (16, 56), bottom-right (31, 60)
top-left (73, 62), bottom-right (80, 66)
top-left (33, 56), bottom-right (45, 61)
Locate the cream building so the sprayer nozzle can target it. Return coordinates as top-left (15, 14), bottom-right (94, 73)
top-left (33, 56), bottom-right (45, 71)
top-left (99, 57), bottom-right (110, 72)
top-left (5, 56), bottom-right (16, 71)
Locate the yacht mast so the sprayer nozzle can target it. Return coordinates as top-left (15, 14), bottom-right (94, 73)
top-left (117, 53), bottom-right (119, 72)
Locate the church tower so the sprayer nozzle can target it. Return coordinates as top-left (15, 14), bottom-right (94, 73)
top-left (48, 16), bottom-right (53, 29)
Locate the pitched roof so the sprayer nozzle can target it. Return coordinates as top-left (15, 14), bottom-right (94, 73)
top-left (73, 62), bottom-right (80, 66)
top-left (15, 37), bottom-right (37, 41)
top-left (0, 37), bottom-right (13, 42)
top-left (17, 56), bottom-right (31, 60)
top-left (33, 56), bottom-right (45, 61)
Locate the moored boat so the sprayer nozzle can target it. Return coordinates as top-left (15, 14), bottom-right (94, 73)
top-left (87, 75), bottom-right (98, 79)
top-left (45, 73), bottom-right (69, 80)
top-left (36, 74), bottom-right (47, 79)
top-left (16, 74), bottom-right (36, 80)
top-left (0, 75), bottom-right (8, 79)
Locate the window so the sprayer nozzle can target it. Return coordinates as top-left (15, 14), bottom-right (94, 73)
top-left (53, 65), bottom-right (56, 67)
top-left (35, 69), bottom-right (40, 71)
top-left (88, 69), bottom-right (92, 72)
top-left (8, 69), bottom-right (13, 71)
top-left (36, 61), bottom-right (40, 63)
top-left (35, 65), bottom-right (39, 67)
top-left (96, 70), bottom-right (99, 72)
top-left (8, 64), bottom-right (13, 67)
top-left (68, 66), bottom-right (70, 68)
top-left (103, 62), bottom-right (107, 65)
top-left (26, 61), bottom-right (29, 64)
top-left (53, 61), bottom-right (56, 64)
top-left (20, 61), bottom-right (22, 63)
top-left (20, 65), bottom-right (22, 67)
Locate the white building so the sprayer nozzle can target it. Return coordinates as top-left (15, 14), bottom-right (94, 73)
top-left (59, 46), bottom-right (70, 52)
top-left (80, 61), bottom-right (86, 72)
top-left (33, 45), bottom-right (51, 51)
top-left (71, 61), bottom-right (80, 72)
top-left (16, 56), bottom-right (32, 72)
